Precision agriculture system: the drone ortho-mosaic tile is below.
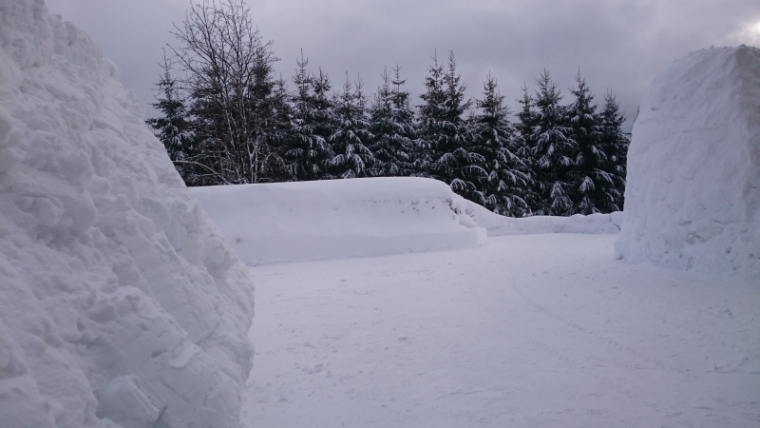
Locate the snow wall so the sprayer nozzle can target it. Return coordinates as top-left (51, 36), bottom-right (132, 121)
top-left (191, 177), bottom-right (488, 264)
top-left (460, 199), bottom-right (623, 236)
top-left (192, 177), bottom-right (621, 265)
top-left (615, 45), bottom-right (760, 274)
top-left (0, 1), bottom-right (255, 428)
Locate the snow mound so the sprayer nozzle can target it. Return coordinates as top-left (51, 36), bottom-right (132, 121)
top-left (0, 2), bottom-right (254, 428)
top-left (460, 199), bottom-right (623, 236)
top-left (191, 177), bottom-right (487, 264)
top-left (615, 45), bottom-right (760, 274)
top-left (192, 177), bottom-right (621, 265)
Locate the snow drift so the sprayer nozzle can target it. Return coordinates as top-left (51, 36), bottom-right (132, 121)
top-left (192, 177), bottom-right (621, 265)
top-left (460, 199), bottom-right (623, 236)
top-left (191, 177), bottom-right (488, 264)
top-left (615, 45), bottom-right (760, 274)
top-left (0, 1), bottom-right (254, 427)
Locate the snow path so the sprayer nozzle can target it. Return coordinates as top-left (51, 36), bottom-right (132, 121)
top-left (241, 234), bottom-right (759, 428)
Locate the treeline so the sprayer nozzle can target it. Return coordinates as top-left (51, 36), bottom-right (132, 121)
top-left (148, 0), bottom-right (629, 217)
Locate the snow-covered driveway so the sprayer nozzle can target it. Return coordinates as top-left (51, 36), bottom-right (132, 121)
top-left (241, 234), bottom-right (760, 428)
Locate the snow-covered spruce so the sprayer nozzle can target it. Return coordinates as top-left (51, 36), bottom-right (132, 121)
top-left (615, 45), bottom-right (760, 274)
top-left (0, 1), bottom-right (254, 427)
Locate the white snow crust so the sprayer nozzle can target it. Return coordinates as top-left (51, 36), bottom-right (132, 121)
top-left (615, 45), bottom-right (760, 274)
top-left (0, 1), bottom-right (255, 427)
top-left (192, 177), bottom-right (621, 265)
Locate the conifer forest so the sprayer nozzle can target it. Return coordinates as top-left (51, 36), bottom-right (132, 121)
top-left (147, 0), bottom-right (629, 217)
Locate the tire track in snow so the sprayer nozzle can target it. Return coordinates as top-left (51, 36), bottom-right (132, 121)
top-left (507, 280), bottom-right (689, 376)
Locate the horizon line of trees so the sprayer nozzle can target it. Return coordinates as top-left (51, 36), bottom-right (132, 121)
top-left (147, 0), bottom-right (629, 217)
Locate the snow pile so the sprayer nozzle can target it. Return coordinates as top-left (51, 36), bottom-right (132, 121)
top-left (191, 177), bottom-right (487, 264)
top-left (460, 198), bottom-right (623, 236)
top-left (192, 177), bottom-right (622, 265)
top-left (615, 45), bottom-right (760, 274)
top-left (0, 1), bottom-right (254, 427)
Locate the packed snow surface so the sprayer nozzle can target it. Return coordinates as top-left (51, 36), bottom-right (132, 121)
top-left (0, 1), bottom-right (254, 427)
top-left (192, 177), bottom-right (620, 265)
top-left (616, 45), bottom-right (760, 273)
top-left (243, 234), bottom-right (760, 428)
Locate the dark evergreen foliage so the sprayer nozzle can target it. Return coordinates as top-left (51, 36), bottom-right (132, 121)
top-left (469, 74), bottom-right (532, 216)
top-left (146, 55), bottom-right (192, 175)
top-left (329, 76), bottom-right (375, 178)
top-left (598, 91), bottom-right (629, 212)
top-left (415, 53), bottom-right (447, 178)
top-left (368, 67), bottom-right (416, 177)
top-left (530, 70), bottom-right (575, 216)
top-left (284, 55), bottom-right (335, 181)
top-left (567, 72), bottom-right (603, 214)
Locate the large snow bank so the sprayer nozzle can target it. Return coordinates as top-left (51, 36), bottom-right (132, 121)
top-left (0, 1), bottom-right (254, 427)
top-left (615, 45), bottom-right (760, 274)
top-left (192, 177), bottom-right (622, 265)
top-left (191, 177), bottom-right (487, 264)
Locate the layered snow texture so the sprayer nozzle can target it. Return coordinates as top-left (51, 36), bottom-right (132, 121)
top-left (0, 1), bottom-right (255, 427)
top-left (192, 177), bottom-right (622, 265)
top-left (191, 177), bottom-right (488, 264)
top-left (615, 45), bottom-right (760, 274)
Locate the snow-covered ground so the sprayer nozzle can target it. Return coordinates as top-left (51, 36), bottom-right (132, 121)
top-left (191, 176), bottom-right (758, 428)
top-left (241, 234), bottom-right (759, 428)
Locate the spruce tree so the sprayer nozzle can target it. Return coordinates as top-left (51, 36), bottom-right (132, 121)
top-left (470, 74), bottom-right (532, 216)
top-left (598, 91), bottom-right (629, 212)
top-left (530, 70), bottom-right (575, 216)
top-left (247, 43), bottom-right (288, 182)
top-left (368, 66), bottom-right (416, 177)
top-left (147, 57), bottom-right (191, 163)
top-left (266, 75), bottom-right (293, 182)
top-left (415, 53), bottom-right (447, 177)
top-left (310, 68), bottom-right (338, 179)
top-left (146, 56), bottom-right (195, 183)
top-left (513, 85), bottom-right (539, 213)
top-left (567, 72), bottom-right (604, 214)
top-left (417, 51), bottom-right (473, 189)
top-left (330, 76), bottom-right (375, 178)
top-left (285, 55), bottom-right (334, 181)
top-left (440, 51), bottom-right (474, 191)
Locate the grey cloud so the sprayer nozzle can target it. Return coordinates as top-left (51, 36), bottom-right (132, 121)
top-left (46, 0), bottom-right (760, 129)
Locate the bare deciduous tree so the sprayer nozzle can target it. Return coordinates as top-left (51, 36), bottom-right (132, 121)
top-left (170, 0), bottom-right (282, 185)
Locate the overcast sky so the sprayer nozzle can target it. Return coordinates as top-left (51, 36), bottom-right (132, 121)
top-left (45, 0), bottom-right (760, 129)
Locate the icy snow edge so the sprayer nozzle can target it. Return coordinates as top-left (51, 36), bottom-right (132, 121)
top-left (0, 1), bottom-right (255, 428)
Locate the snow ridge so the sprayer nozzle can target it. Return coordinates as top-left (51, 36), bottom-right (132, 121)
top-left (0, 1), bottom-right (254, 427)
top-left (192, 177), bottom-right (622, 266)
top-left (615, 45), bottom-right (760, 275)
top-left (191, 177), bottom-right (488, 265)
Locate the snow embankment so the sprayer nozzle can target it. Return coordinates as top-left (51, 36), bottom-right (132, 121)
top-left (191, 177), bottom-right (487, 264)
top-left (615, 45), bottom-right (760, 274)
top-left (460, 199), bottom-right (623, 236)
top-left (0, 2), bottom-right (254, 428)
top-left (192, 177), bottom-right (622, 265)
